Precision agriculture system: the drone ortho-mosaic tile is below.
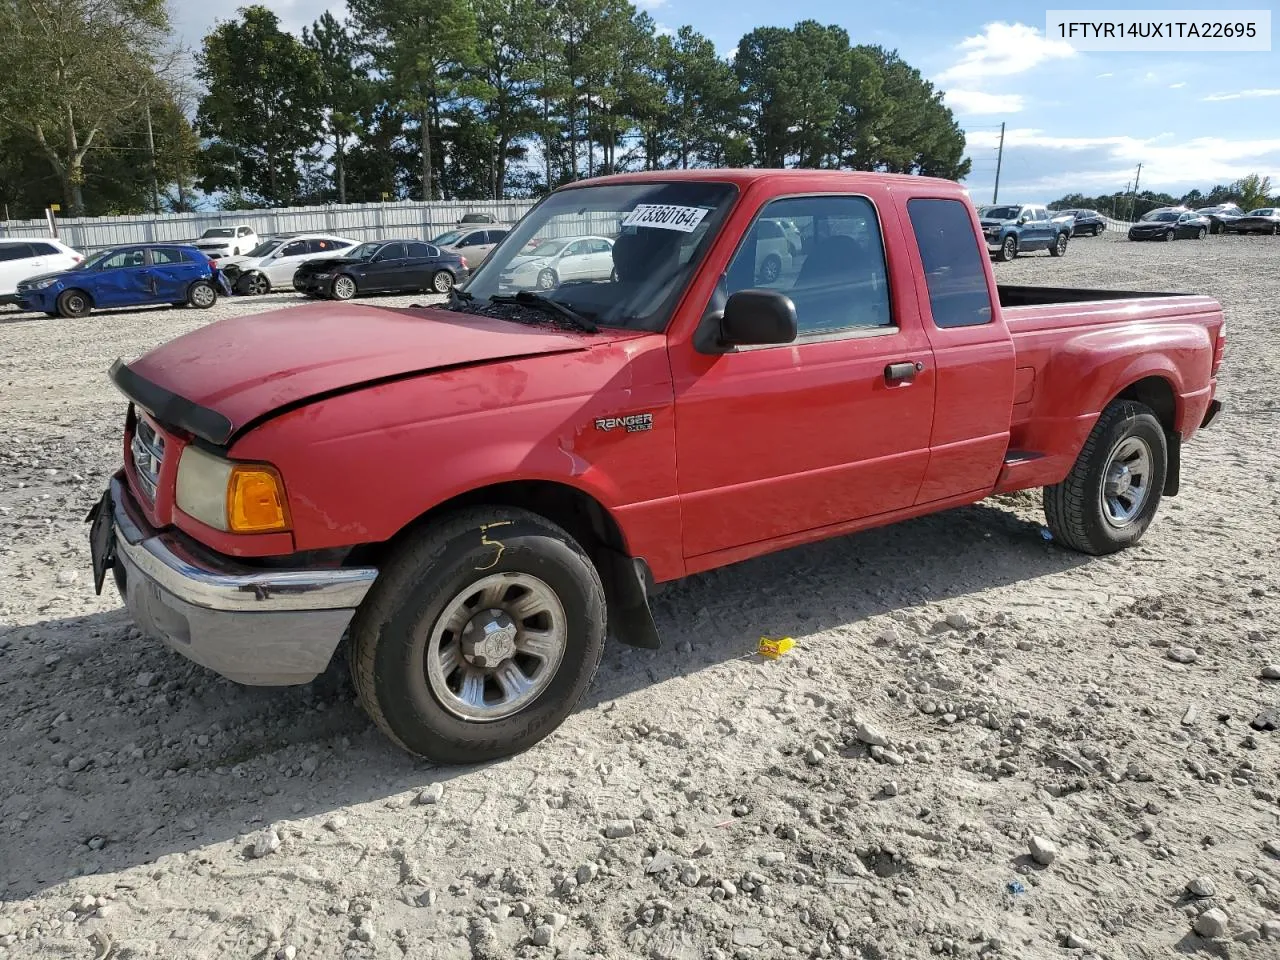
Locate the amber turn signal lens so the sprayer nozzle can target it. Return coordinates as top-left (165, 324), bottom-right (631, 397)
top-left (227, 466), bottom-right (290, 533)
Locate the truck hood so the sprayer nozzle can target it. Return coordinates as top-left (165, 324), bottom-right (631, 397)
top-left (978, 218), bottom-right (1015, 228)
top-left (117, 303), bottom-right (607, 445)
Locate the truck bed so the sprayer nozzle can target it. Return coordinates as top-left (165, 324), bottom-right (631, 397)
top-left (998, 284), bottom-right (1222, 333)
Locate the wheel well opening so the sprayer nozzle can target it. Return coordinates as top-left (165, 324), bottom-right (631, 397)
top-left (349, 480), bottom-right (628, 569)
top-left (1116, 376), bottom-right (1176, 433)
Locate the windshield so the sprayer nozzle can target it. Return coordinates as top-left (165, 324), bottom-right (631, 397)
top-left (201, 228), bottom-right (235, 239)
top-left (457, 180), bottom-right (738, 332)
top-left (347, 242), bottom-right (381, 260)
top-left (246, 239), bottom-right (279, 258)
top-left (981, 206), bottom-right (1021, 220)
top-left (1142, 211), bottom-right (1179, 222)
top-left (76, 249), bottom-right (116, 271)
top-left (431, 230), bottom-right (466, 246)
top-left (1249, 208), bottom-right (1275, 216)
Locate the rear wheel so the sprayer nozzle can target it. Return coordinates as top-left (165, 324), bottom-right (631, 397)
top-left (1049, 233), bottom-right (1068, 257)
top-left (349, 507), bottom-right (607, 763)
top-left (187, 280), bottom-right (217, 309)
top-left (431, 270), bottom-right (454, 294)
top-left (1043, 400), bottom-right (1167, 556)
top-left (330, 274), bottom-right (357, 300)
top-left (1197, 227), bottom-right (1207, 240)
top-left (1163, 229), bottom-right (1174, 242)
top-left (996, 235), bottom-right (1018, 262)
top-left (56, 289), bottom-right (91, 318)
top-left (757, 253), bottom-right (782, 283)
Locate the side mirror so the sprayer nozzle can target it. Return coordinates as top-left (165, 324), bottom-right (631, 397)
top-left (718, 290), bottom-right (798, 348)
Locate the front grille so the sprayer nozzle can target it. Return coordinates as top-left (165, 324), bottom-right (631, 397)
top-left (130, 417), bottom-right (165, 502)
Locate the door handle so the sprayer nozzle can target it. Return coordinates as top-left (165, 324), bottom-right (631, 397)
top-left (884, 361), bottom-right (922, 384)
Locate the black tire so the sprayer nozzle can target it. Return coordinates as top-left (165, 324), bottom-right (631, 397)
top-left (1043, 400), bottom-right (1167, 556)
top-left (536, 268), bottom-right (558, 290)
top-left (187, 280), bottom-right (217, 309)
top-left (1049, 232), bottom-right (1068, 257)
top-left (757, 253), bottom-right (782, 283)
top-left (238, 272), bottom-right (270, 296)
top-left (349, 506), bottom-right (607, 763)
top-left (56, 289), bottom-right (91, 318)
top-left (996, 235), bottom-right (1018, 262)
top-left (1197, 227), bottom-right (1206, 240)
top-left (330, 274), bottom-right (357, 300)
top-left (1163, 229), bottom-right (1174, 242)
top-left (431, 270), bottom-right (454, 294)
top-left (1271, 224), bottom-right (1279, 236)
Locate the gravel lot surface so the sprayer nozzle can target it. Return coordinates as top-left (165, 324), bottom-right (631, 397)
top-left (2, 234), bottom-right (1279, 960)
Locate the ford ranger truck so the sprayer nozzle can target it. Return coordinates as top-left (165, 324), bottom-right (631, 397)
top-left (87, 170), bottom-right (1226, 764)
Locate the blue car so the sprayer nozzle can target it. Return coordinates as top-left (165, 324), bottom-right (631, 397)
top-left (15, 244), bottom-right (232, 318)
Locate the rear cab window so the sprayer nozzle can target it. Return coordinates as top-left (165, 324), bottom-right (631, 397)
top-left (906, 198), bottom-right (994, 329)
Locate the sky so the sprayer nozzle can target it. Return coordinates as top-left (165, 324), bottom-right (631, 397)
top-left (171, 0), bottom-right (1280, 203)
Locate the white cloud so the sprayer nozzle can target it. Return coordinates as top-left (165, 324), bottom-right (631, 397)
top-left (1169, 82), bottom-right (1186, 89)
top-left (965, 127), bottom-right (1280, 191)
top-left (632, 0), bottom-right (667, 8)
top-left (654, 22), bottom-right (676, 37)
top-left (937, 22), bottom-right (1076, 86)
top-left (1096, 72), bottom-right (1113, 78)
top-left (945, 90), bottom-right (1025, 115)
top-left (1203, 88), bottom-right (1280, 102)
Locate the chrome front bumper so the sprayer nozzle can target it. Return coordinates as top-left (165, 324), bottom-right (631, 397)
top-left (100, 474), bottom-right (378, 686)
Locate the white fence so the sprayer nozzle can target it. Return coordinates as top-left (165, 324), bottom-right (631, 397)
top-left (0, 200), bottom-right (539, 253)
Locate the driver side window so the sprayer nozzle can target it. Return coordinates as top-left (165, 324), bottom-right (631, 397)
top-left (281, 240), bottom-right (309, 257)
top-left (723, 195), bottom-right (892, 336)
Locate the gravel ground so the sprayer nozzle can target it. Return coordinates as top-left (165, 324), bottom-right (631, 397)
top-left (2, 234), bottom-right (1279, 960)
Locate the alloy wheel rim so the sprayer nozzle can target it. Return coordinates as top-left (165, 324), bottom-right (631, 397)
top-left (425, 572), bottom-right (567, 722)
top-left (1101, 436), bottom-right (1153, 528)
top-left (334, 276), bottom-right (354, 298)
top-left (434, 272), bottom-right (452, 293)
top-left (193, 285), bottom-right (215, 307)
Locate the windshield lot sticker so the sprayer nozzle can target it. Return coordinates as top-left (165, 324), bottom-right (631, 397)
top-left (621, 204), bottom-right (709, 233)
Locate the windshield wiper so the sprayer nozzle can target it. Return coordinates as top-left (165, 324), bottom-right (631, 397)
top-left (489, 291), bottom-right (597, 333)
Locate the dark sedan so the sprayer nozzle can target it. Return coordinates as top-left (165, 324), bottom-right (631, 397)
top-left (1059, 208), bottom-right (1107, 236)
top-left (1128, 211), bottom-right (1210, 242)
top-left (292, 239), bottom-right (471, 300)
top-left (1226, 207), bottom-right (1280, 235)
top-left (1194, 203), bottom-right (1245, 234)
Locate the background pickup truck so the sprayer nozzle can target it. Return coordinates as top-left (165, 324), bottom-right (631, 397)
top-left (979, 203), bottom-right (1073, 261)
top-left (89, 169), bottom-right (1226, 765)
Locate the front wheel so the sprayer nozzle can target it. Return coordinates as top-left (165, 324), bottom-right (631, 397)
top-left (1043, 400), bottom-right (1167, 556)
top-left (349, 507), bottom-right (607, 763)
top-left (536, 268), bottom-right (558, 290)
top-left (996, 235), bottom-right (1018, 262)
top-left (1049, 233), bottom-right (1068, 257)
top-left (757, 253), bottom-right (782, 283)
top-left (1197, 227), bottom-right (1206, 240)
top-left (1163, 229), bottom-right (1174, 242)
top-left (431, 270), bottom-right (454, 294)
top-left (330, 274), bottom-right (357, 301)
top-left (239, 272), bottom-right (270, 296)
top-left (187, 280), bottom-right (217, 309)
top-left (56, 289), bottom-right (91, 318)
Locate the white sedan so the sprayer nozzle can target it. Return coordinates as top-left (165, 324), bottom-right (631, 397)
top-left (219, 234), bottom-right (358, 295)
top-left (497, 236), bottom-right (615, 292)
top-left (0, 238), bottom-right (84, 303)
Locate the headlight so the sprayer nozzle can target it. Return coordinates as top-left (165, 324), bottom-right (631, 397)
top-left (312, 272), bottom-right (332, 279)
top-left (32, 277), bottom-right (59, 290)
top-left (175, 445), bottom-right (291, 534)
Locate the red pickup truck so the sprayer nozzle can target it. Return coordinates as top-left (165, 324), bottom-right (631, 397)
top-left (88, 170), bottom-right (1225, 763)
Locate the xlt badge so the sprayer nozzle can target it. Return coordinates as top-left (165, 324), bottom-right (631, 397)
top-left (595, 413), bottom-right (653, 433)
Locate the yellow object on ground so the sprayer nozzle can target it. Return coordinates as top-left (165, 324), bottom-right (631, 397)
top-left (758, 636), bottom-right (795, 659)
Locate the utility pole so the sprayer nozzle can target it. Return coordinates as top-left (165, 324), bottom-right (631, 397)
top-left (1130, 162), bottom-right (1142, 221)
top-left (992, 121), bottom-right (1005, 203)
top-left (144, 99), bottom-right (160, 215)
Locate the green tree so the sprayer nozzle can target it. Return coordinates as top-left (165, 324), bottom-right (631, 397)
top-left (0, 0), bottom-right (173, 215)
top-left (657, 27), bottom-right (743, 169)
top-left (303, 11), bottom-right (369, 203)
top-left (349, 0), bottom-right (479, 200)
top-left (196, 5), bottom-right (323, 206)
top-left (1233, 173), bottom-right (1275, 210)
top-left (468, 0), bottom-right (543, 198)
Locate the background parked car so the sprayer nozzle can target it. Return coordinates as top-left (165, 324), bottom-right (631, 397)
top-left (1226, 207), bottom-right (1280, 235)
top-left (496, 235), bottom-right (615, 291)
top-left (978, 203), bottom-right (1071, 261)
top-left (194, 224), bottom-right (259, 260)
top-left (14, 244), bottom-right (227, 317)
top-left (220, 234), bottom-right (358, 295)
top-left (430, 226), bottom-right (510, 264)
top-left (0, 238), bottom-right (83, 304)
top-left (1194, 203), bottom-right (1245, 234)
top-left (1057, 209), bottom-right (1107, 236)
top-left (1127, 210), bottom-right (1209, 241)
top-left (457, 212), bottom-right (499, 224)
top-left (292, 239), bottom-right (469, 300)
